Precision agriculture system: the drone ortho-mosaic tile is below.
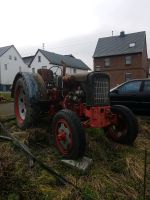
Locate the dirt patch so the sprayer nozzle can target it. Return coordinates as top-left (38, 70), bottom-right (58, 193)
top-left (0, 102), bottom-right (14, 116)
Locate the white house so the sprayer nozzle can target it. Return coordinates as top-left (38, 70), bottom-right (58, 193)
top-left (29, 49), bottom-right (90, 75)
top-left (0, 45), bottom-right (28, 91)
top-left (22, 55), bottom-right (34, 68)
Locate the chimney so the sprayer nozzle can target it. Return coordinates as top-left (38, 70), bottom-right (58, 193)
top-left (120, 31), bottom-right (125, 37)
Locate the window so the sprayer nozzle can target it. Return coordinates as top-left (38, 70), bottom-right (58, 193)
top-left (119, 81), bottom-right (142, 94)
top-left (38, 56), bottom-right (41, 62)
top-left (129, 43), bottom-right (135, 48)
top-left (125, 56), bottom-right (132, 65)
top-left (14, 56), bottom-right (17, 60)
top-left (9, 55), bottom-right (12, 60)
top-left (104, 58), bottom-right (110, 67)
top-left (42, 66), bottom-right (47, 69)
top-left (4, 64), bottom-right (7, 70)
top-left (143, 80), bottom-right (150, 92)
top-left (32, 68), bottom-right (35, 73)
top-left (19, 66), bottom-right (22, 72)
top-left (125, 73), bottom-right (132, 81)
top-left (73, 68), bottom-right (77, 73)
top-left (95, 66), bottom-right (101, 71)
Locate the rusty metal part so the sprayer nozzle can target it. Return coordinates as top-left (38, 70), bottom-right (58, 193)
top-left (61, 60), bottom-right (67, 76)
top-left (84, 106), bottom-right (112, 128)
top-left (63, 72), bottom-right (89, 83)
top-left (33, 73), bottom-right (48, 100)
top-left (37, 69), bottom-right (54, 87)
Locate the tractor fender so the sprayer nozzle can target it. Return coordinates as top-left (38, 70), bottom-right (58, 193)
top-left (11, 72), bottom-right (47, 105)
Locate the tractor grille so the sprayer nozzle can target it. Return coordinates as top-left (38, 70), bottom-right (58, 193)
top-left (93, 76), bottom-right (109, 105)
top-left (86, 72), bottom-right (110, 106)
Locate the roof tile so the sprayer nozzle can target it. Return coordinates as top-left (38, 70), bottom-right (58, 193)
top-left (0, 45), bottom-right (12, 57)
top-left (39, 49), bottom-right (90, 70)
top-left (93, 31), bottom-right (146, 58)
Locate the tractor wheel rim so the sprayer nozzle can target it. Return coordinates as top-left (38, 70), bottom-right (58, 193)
top-left (108, 125), bottom-right (127, 140)
top-left (16, 87), bottom-right (26, 123)
top-left (56, 120), bottom-right (72, 155)
top-left (107, 115), bottom-right (128, 141)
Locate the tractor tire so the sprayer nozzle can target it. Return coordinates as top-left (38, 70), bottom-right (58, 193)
top-left (104, 105), bottom-right (138, 145)
top-left (52, 109), bottom-right (86, 159)
top-left (14, 78), bottom-right (39, 129)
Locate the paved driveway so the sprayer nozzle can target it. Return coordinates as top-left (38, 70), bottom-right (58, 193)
top-left (0, 102), bottom-right (14, 116)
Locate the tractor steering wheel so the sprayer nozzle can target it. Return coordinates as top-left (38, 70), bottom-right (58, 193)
top-left (49, 65), bottom-right (62, 77)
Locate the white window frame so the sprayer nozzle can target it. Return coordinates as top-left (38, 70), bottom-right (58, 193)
top-left (38, 56), bottom-right (41, 62)
top-left (32, 68), bottom-right (35, 73)
top-left (125, 56), bottom-right (132, 65)
top-left (4, 64), bottom-right (7, 70)
top-left (73, 68), bottom-right (77, 73)
top-left (104, 58), bottom-right (110, 67)
top-left (19, 66), bottom-right (22, 72)
top-left (125, 72), bottom-right (132, 81)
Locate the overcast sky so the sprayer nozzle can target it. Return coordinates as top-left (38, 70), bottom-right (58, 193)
top-left (0, 0), bottom-right (150, 70)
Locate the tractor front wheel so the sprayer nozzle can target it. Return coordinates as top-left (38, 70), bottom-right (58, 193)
top-left (104, 105), bottom-right (138, 145)
top-left (52, 109), bottom-right (86, 159)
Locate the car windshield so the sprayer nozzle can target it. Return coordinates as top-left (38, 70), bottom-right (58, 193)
top-left (119, 81), bottom-right (142, 93)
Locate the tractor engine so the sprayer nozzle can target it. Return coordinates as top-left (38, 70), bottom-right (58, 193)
top-left (37, 69), bottom-right (110, 122)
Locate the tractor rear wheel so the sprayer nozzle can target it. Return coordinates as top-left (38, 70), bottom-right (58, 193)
top-left (52, 109), bottom-right (86, 159)
top-left (14, 78), bottom-right (39, 129)
top-left (104, 105), bottom-right (138, 145)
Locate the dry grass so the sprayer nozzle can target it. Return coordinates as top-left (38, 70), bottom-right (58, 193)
top-left (0, 116), bottom-right (150, 199)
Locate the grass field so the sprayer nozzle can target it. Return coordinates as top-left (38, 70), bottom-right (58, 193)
top-left (0, 117), bottom-right (150, 200)
top-left (0, 92), bottom-right (13, 102)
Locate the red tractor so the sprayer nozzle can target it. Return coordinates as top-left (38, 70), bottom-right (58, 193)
top-left (11, 67), bottom-right (138, 159)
